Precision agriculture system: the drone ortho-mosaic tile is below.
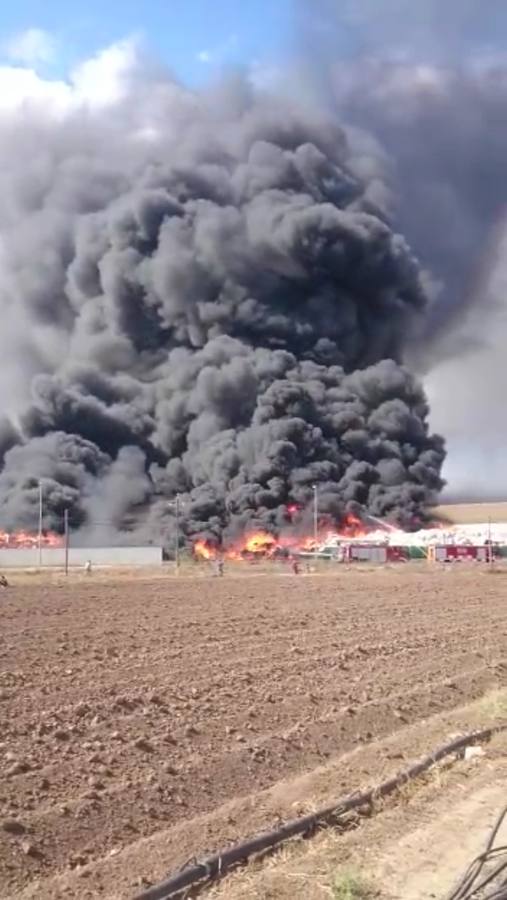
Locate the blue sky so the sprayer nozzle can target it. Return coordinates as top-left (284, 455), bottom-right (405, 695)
top-left (0, 0), bottom-right (293, 83)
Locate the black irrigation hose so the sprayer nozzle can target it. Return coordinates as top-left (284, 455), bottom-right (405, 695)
top-left (447, 804), bottom-right (507, 899)
top-left (133, 724), bottom-right (507, 900)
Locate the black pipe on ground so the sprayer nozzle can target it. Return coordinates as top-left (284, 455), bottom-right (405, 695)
top-left (134, 725), bottom-right (507, 900)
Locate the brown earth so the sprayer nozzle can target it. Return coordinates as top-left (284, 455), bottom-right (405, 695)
top-left (208, 719), bottom-right (507, 899)
top-left (1, 564), bottom-right (507, 898)
top-left (433, 501), bottom-right (507, 523)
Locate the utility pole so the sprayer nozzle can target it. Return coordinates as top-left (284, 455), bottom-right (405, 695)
top-left (174, 495), bottom-right (180, 574)
top-left (38, 480), bottom-right (43, 570)
top-left (488, 516), bottom-right (493, 567)
top-left (64, 509), bottom-right (69, 577)
top-left (312, 484), bottom-right (318, 549)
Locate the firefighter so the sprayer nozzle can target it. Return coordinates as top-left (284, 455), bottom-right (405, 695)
top-left (0, 573), bottom-right (8, 588)
top-left (84, 559), bottom-right (92, 575)
top-left (291, 558), bottom-right (300, 575)
top-left (213, 558), bottom-right (224, 577)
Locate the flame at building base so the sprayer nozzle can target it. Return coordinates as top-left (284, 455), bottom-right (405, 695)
top-left (193, 514), bottom-right (373, 562)
top-left (0, 530), bottom-right (63, 549)
top-left (194, 531), bottom-right (281, 561)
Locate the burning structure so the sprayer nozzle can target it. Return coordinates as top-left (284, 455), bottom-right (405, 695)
top-left (193, 511), bottom-right (371, 561)
top-left (0, 530), bottom-right (62, 550)
top-left (190, 511), bottom-right (507, 565)
top-left (0, 66), bottom-right (446, 550)
top-left (1, 4), bottom-right (507, 551)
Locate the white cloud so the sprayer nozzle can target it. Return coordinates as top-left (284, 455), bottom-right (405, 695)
top-left (71, 39), bottom-right (139, 106)
top-left (5, 28), bottom-right (56, 67)
top-left (0, 38), bottom-right (139, 115)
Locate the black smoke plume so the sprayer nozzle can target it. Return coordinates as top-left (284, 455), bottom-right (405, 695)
top-left (0, 65), bottom-right (445, 545)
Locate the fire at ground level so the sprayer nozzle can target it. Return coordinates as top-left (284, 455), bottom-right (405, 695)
top-left (193, 511), bottom-right (411, 561)
top-left (1, 514), bottom-right (507, 562)
top-left (0, 510), bottom-right (373, 555)
top-left (0, 530), bottom-right (63, 549)
top-left (192, 514), bottom-right (507, 562)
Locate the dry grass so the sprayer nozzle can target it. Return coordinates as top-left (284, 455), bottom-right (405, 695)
top-left (433, 502), bottom-right (507, 524)
top-left (333, 870), bottom-right (375, 899)
top-left (0, 557), bottom-right (433, 587)
top-left (0, 564), bottom-right (172, 586)
top-left (474, 687), bottom-right (507, 720)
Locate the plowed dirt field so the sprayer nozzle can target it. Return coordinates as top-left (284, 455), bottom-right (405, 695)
top-left (1, 565), bottom-right (507, 898)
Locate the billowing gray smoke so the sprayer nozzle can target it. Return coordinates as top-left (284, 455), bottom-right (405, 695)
top-left (0, 68), bottom-right (445, 545)
top-left (297, 0), bottom-right (507, 499)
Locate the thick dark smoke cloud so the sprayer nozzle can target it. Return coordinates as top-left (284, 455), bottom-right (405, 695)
top-left (0, 58), bottom-right (445, 545)
top-left (333, 61), bottom-right (507, 354)
top-left (296, 0), bottom-right (507, 499)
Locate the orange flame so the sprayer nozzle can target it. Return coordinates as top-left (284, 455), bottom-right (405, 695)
top-left (338, 513), bottom-right (371, 539)
top-left (193, 530), bottom-right (283, 562)
top-left (193, 539), bottom-right (216, 561)
top-left (243, 531), bottom-right (277, 554)
top-left (0, 530), bottom-right (63, 549)
top-left (192, 512), bottom-right (398, 562)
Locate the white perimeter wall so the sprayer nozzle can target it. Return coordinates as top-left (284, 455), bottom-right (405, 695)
top-left (0, 547), bottom-right (162, 568)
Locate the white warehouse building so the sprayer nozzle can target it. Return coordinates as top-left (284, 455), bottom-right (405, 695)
top-left (0, 546), bottom-right (163, 568)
